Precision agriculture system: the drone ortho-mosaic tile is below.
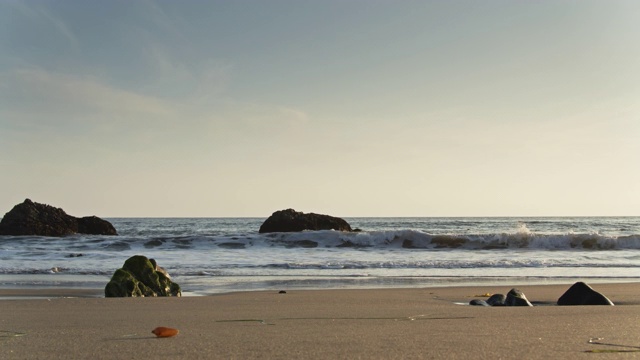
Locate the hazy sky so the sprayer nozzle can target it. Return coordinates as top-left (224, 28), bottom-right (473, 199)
top-left (1, 1), bottom-right (639, 217)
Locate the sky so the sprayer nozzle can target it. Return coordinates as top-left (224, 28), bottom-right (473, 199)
top-left (1, 0), bottom-right (639, 217)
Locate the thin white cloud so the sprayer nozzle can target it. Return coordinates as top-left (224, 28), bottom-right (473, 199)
top-left (140, 44), bottom-right (234, 101)
top-left (141, 0), bottom-right (182, 37)
top-left (6, 1), bottom-right (80, 51)
top-left (277, 106), bottom-right (310, 125)
top-left (1, 68), bottom-right (172, 122)
top-left (0, 67), bottom-right (310, 144)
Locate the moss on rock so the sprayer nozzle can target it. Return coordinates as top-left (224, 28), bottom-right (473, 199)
top-left (105, 255), bottom-right (181, 297)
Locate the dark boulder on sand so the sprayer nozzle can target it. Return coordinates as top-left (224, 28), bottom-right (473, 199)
top-left (259, 209), bottom-right (352, 233)
top-left (557, 282), bottom-right (614, 306)
top-left (469, 299), bottom-right (490, 306)
top-left (105, 255), bottom-right (181, 297)
top-left (505, 288), bottom-right (533, 306)
top-left (0, 199), bottom-right (117, 236)
top-left (486, 293), bottom-right (506, 306)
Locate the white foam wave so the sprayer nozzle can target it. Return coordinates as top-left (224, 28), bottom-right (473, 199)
top-left (257, 230), bottom-right (640, 250)
top-left (3, 229), bottom-right (640, 251)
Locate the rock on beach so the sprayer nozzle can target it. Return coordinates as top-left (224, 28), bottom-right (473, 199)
top-left (469, 289), bottom-right (533, 307)
top-left (505, 288), bottom-right (533, 306)
top-left (468, 282), bottom-right (615, 307)
top-left (557, 282), bottom-right (614, 306)
top-left (105, 255), bottom-right (181, 297)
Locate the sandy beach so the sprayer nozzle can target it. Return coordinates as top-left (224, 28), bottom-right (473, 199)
top-left (1, 283), bottom-right (639, 359)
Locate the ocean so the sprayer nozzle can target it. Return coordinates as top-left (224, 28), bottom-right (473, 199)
top-left (1, 217), bottom-right (639, 296)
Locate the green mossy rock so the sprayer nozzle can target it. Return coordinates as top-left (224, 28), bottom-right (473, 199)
top-left (105, 255), bottom-right (181, 297)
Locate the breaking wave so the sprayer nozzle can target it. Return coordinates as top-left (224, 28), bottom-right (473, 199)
top-left (2, 229), bottom-right (640, 251)
top-left (215, 229), bottom-right (640, 250)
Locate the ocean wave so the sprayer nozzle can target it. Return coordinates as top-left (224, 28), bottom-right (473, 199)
top-left (255, 230), bottom-right (640, 250)
top-left (2, 229), bottom-right (640, 250)
top-left (2, 257), bottom-right (638, 276)
top-left (256, 260), bottom-right (640, 270)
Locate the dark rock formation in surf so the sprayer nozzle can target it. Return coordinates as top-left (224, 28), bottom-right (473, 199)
top-left (105, 255), bottom-right (181, 297)
top-left (0, 199), bottom-right (117, 236)
top-left (259, 208), bottom-right (352, 233)
top-left (557, 282), bottom-right (614, 306)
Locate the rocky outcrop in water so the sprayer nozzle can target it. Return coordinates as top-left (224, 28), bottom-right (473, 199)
top-left (557, 282), bottom-right (614, 306)
top-left (0, 199), bottom-right (117, 236)
top-left (259, 209), bottom-right (352, 233)
top-left (105, 255), bottom-right (181, 297)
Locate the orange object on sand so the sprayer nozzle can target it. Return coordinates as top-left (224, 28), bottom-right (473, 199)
top-left (152, 326), bottom-right (179, 338)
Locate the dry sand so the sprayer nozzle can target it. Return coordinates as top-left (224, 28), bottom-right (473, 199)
top-left (1, 283), bottom-right (639, 359)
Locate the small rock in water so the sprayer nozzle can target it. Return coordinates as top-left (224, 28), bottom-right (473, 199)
top-left (505, 288), bottom-right (533, 306)
top-left (285, 240), bottom-right (318, 248)
top-left (144, 239), bottom-right (164, 248)
top-left (105, 241), bottom-right (131, 251)
top-left (336, 240), bottom-right (359, 248)
top-left (218, 242), bottom-right (246, 249)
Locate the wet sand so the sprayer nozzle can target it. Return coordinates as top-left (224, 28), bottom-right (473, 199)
top-left (1, 283), bottom-right (639, 359)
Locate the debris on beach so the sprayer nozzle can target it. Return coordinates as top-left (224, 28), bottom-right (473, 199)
top-left (471, 293), bottom-right (492, 297)
top-left (586, 337), bottom-right (640, 353)
top-left (152, 327), bottom-right (179, 338)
